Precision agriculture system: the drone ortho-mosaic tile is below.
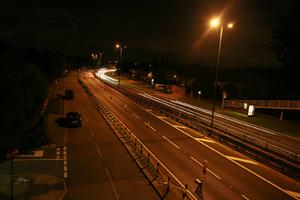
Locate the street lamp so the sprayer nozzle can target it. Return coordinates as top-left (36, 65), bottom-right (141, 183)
top-left (209, 17), bottom-right (234, 128)
top-left (115, 43), bottom-right (126, 87)
top-left (198, 90), bottom-right (202, 102)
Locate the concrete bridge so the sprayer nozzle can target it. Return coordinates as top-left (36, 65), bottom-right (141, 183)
top-left (224, 99), bottom-right (300, 120)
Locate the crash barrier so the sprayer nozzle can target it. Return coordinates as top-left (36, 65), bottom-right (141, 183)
top-left (119, 89), bottom-right (300, 178)
top-left (91, 72), bottom-right (300, 178)
top-left (78, 74), bottom-right (199, 200)
top-left (86, 76), bottom-right (300, 181)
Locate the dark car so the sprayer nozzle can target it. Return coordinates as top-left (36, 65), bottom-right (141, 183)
top-left (64, 89), bottom-right (74, 99)
top-left (66, 112), bottom-right (82, 127)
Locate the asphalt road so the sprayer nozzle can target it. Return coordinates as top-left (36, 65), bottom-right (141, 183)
top-left (81, 71), bottom-right (300, 200)
top-left (62, 72), bottom-right (159, 200)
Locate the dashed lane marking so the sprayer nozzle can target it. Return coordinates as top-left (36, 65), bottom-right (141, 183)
top-left (84, 114), bottom-right (89, 122)
top-left (172, 125), bottom-right (188, 129)
top-left (157, 116), bottom-right (168, 119)
top-left (105, 167), bottom-right (120, 200)
top-left (94, 141), bottom-right (104, 159)
top-left (64, 172), bottom-right (68, 178)
top-left (149, 125), bottom-right (157, 132)
top-left (90, 131), bottom-right (95, 137)
top-left (195, 138), bottom-right (216, 143)
top-left (163, 136), bottom-right (180, 149)
top-left (145, 109), bottom-right (297, 199)
top-left (225, 156), bottom-right (258, 165)
top-left (132, 113), bottom-right (141, 119)
top-left (242, 194), bottom-right (250, 200)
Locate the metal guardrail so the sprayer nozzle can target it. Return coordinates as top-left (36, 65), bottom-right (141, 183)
top-left (225, 99), bottom-right (300, 110)
top-left (78, 74), bottom-right (199, 200)
top-left (113, 86), bottom-right (300, 178)
top-left (91, 72), bottom-right (300, 179)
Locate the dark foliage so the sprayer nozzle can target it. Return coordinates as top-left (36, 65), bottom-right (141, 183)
top-left (272, 1), bottom-right (300, 98)
top-left (0, 43), bottom-right (86, 161)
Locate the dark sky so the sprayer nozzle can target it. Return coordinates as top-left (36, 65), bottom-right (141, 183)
top-left (0, 0), bottom-right (297, 67)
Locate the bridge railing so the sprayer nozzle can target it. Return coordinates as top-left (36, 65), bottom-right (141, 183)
top-left (224, 100), bottom-right (300, 110)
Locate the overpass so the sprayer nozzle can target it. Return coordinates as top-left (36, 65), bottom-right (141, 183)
top-left (224, 99), bottom-right (300, 120)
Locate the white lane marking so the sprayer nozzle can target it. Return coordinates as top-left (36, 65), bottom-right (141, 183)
top-left (87, 71), bottom-right (199, 200)
top-left (173, 125), bottom-right (188, 129)
top-left (144, 121), bottom-right (157, 132)
top-left (144, 108), bottom-right (297, 199)
top-left (242, 194), bottom-right (250, 200)
top-left (84, 114), bottom-right (89, 122)
top-left (63, 146), bottom-right (67, 151)
top-left (64, 160), bottom-right (67, 165)
top-left (90, 131), bottom-right (95, 137)
top-left (56, 156), bottom-right (60, 159)
top-left (195, 138), bottom-right (216, 143)
top-left (158, 116), bottom-right (168, 119)
top-left (105, 167), bottom-right (120, 200)
top-left (132, 113), bottom-right (141, 119)
top-left (284, 190), bottom-right (300, 199)
top-left (64, 172), bottom-right (68, 178)
top-left (63, 150), bottom-right (67, 155)
top-left (225, 156), bottom-right (258, 165)
top-left (163, 136), bottom-right (180, 149)
top-left (64, 166), bottom-right (67, 171)
top-left (94, 141), bottom-right (103, 159)
top-left (57, 151), bottom-right (61, 155)
top-left (190, 156), bottom-right (221, 180)
top-left (145, 109), bottom-right (152, 112)
top-left (149, 125), bottom-right (157, 132)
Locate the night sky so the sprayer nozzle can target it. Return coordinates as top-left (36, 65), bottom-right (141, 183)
top-left (0, 0), bottom-right (297, 67)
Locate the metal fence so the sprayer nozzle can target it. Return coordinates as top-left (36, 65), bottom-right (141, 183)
top-left (224, 100), bottom-right (300, 110)
top-left (78, 74), bottom-right (199, 200)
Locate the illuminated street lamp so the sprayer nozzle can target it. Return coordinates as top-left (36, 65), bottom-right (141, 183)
top-left (210, 17), bottom-right (234, 128)
top-left (198, 90), bottom-right (202, 102)
top-left (115, 43), bottom-right (126, 87)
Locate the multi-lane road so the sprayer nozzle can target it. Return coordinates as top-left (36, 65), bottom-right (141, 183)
top-left (81, 70), bottom-right (300, 200)
top-left (63, 72), bottom-right (159, 199)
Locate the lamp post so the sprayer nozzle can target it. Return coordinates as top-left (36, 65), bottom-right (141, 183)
top-left (210, 17), bottom-right (234, 128)
top-left (115, 43), bottom-right (126, 87)
top-left (198, 90), bottom-right (202, 102)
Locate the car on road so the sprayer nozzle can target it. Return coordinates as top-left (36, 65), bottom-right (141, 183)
top-left (66, 111), bottom-right (82, 127)
top-left (64, 89), bottom-right (74, 99)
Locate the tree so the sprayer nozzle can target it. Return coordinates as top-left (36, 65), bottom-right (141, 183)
top-left (272, 1), bottom-right (300, 98)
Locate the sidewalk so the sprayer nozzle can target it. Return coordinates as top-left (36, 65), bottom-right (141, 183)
top-left (0, 77), bottom-right (67, 200)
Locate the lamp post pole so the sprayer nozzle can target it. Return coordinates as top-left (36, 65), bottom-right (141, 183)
top-left (116, 44), bottom-right (125, 87)
top-left (118, 46), bottom-right (123, 87)
top-left (211, 25), bottom-right (224, 128)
